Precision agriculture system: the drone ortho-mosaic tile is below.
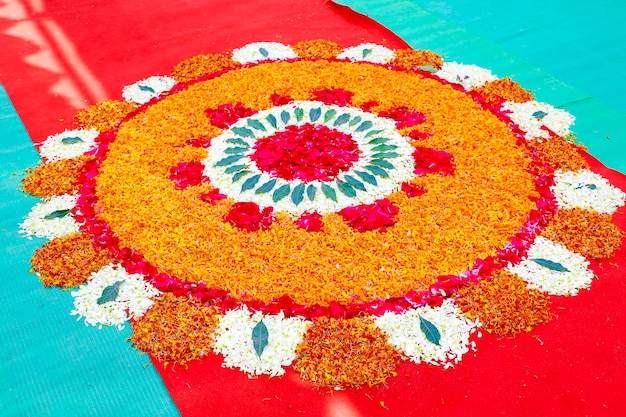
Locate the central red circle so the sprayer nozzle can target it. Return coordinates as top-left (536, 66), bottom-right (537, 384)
top-left (250, 123), bottom-right (360, 182)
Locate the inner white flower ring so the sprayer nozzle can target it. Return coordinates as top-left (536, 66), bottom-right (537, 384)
top-left (203, 101), bottom-right (416, 215)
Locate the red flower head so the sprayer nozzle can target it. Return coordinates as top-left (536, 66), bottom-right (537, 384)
top-left (205, 103), bottom-right (257, 128)
top-left (311, 88), bottom-right (354, 107)
top-left (169, 161), bottom-right (208, 189)
top-left (295, 211), bottom-right (324, 232)
top-left (199, 188), bottom-right (228, 205)
top-left (224, 202), bottom-right (275, 232)
top-left (412, 147), bottom-right (455, 176)
top-left (339, 199), bottom-right (399, 232)
top-left (378, 106), bottom-right (427, 129)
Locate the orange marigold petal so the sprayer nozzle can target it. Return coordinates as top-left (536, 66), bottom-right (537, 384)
top-left (75, 100), bottom-right (138, 131)
top-left (22, 155), bottom-right (94, 198)
top-left (291, 39), bottom-right (344, 59)
top-left (534, 136), bottom-right (590, 174)
top-left (171, 53), bottom-right (240, 83)
top-left (391, 49), bottom-right (444, 71)
top-left (475, 78), bottom-right (534, 106)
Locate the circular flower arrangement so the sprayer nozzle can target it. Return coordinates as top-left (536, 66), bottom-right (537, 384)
top-left (20, 40), bottom-right (626, 389)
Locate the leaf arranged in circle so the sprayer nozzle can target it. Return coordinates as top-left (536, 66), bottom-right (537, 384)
top-left (255, 179), bottom-right (277, 194)
top-left (231, 126), bottom-right (256, 138)
top-left (215, 154), bottom-right (245, 167)
top-left (531, 258), bottom-right (571, 272)
top-left (321, 183), bottom-right (338, 202)
top-left (364, 129), bottom-right (385, 138)
top-left (232, 170), bottom-right (252, 182)
top-left (343, 175), bottom-right (366, 191)
top-left (61, 136), bottom-right (84, 144)
top-left (294, 107), bottom-right (304, 122)
top-left (306, 184), bottom-right (317, 201)
top-left (224, 164), bottom-right (248, 174)
top-left (365, 165), bottom-right (389, 178)
top-left (349, 116), bottom-right (362, 127)
top-left (247, 119), bottom-right (266, 132)
top-left (280, 110), bottom-right (290, 124)
top-left (252, 319), bottom-right (269, 359)
top-left (369, 158), bottom-right (394, 169)
top-left (333, 113), bottom-right (351, 126)
top-left (241, 174), bottom-right (261, 192)
top-left (368, 136), bottom-right (390, 145)
top-left (224, 147), bottom-right (248, 155)
top-left (371, 151), bottom-right (400, 159)
top-left (371, 144), bottom-right (399, 152)
top-left (272, 184), bottom-right (291, 202)
top-left (355, 121), bottom-right (373, 133)
top-left (354, 170), bottom-right (378, 186)
top-left (336, 180), bottom-right (357, 197)
top-left (419, 314), bottom-right (441, 346)
top-left (309, 107), bottom-right (321, 122)
top-left (97, 281), bottom-right (124, 305)
top-left (323, 109), bottom-right (337, 123)
top-left (266, 114), bottom-right (278, 129)
top-left (226, 138), bottom-right (250, 147)
top-left (291, 183), bottom-right (306, 206)
top-left (44, 209), bottom-right (71, 220)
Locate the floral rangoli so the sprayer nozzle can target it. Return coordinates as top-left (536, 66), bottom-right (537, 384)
top-left (20, 40), bottom-right (626, 388)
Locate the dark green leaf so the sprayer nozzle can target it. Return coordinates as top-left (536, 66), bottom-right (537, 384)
top-left (333, 113), bottom-right (350, 126)
top-left (280, 110), bottom-right (290, 124)
top-left (371, 144), bottom-right (398, 152)
top-left (343, 175), bottom-right (366, 191)
top-left (232, 170), bottom-right (252, 182)
top-left (226, 138), bottom-right (250, 147)
top-left (247, 119), bottom-right (266, 131)
top-left (321, 184), bottom-right (338, 202)
top-left (97, 281), bottom-right (124, 305)
top-left (224, 164), bottom-right (248, 174)
top-left (531, 258), bottom-right (570, 272)
top-left (231, 126), bottom-right (256, 138)
top-left (323, 109), bottom-right (337, 123)
top-left (367, 136), bottom-right (390, 145)
top-left (355, 121), bottom-right (374, 133)
top-left (354, 170), bottom-right (378, 186)
top-left (138, 84), bottom-right (155, 93)
top-left (255, 179), bottom-right (277, 194)
top-left (259, 47), bottom-right (269, 58)
top-left (365, 165), bottom-right (389, 178)
top-left (215, 154), bottom-right (245, 167)
top-left (306, 184), bottom-right (317, 201)
top-left (224, 146), bottom-right (248, 155)
top-left (291, 183), bottom-right (306, 206)
top-left (44, 209), bottom-right (71, 220)
top-left (309, 107), bottom-right (321, 122)
top-left (266, 114), bottom-right (278, 129)
top-left (417, 65), bottom-right (438, 73)
top-left (294, 108), bottom-right (304, 122)
top-left (336, 180), bottom-right (357, 197)
top-left (252, 320), bottom-right (269, 358)
top-left (371, 151), bottom-right (400, 159)
top-left (365, 129), bottom-right (385, 138)
top-left (349, 116), bottom-right (362, 127)
top-left (61, 136), bottom-right (84, 144)
top-left (272, 184), bottom-right (291, 202)
top-left (532, 110), bottom-right (548, 119)
top-left (362, 48), bottom-right (373, 58)
top-left (241, 174), bottom-right (261, 192)
top-left (370, 158), bottom-right (394, 169)
top-left (419, 315), bottom-right (441, 346)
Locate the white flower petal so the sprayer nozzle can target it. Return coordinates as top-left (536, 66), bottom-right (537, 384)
top-left (39, 129), bottom-right (100, 162)
top-left (551, 169), bottom-right (626, 214)
top-left (436, 62), bottom-right (497, 90)
top-left (122, 75), bottom-right (177, 104)
top-left (501, 101), bottom-right (575, 140)
top-left (19, 194), bottom-right (80, 240)
top-left (231, 42), bottom-right (297, 64)
top-left (337, 43), bottom-right (395, 64)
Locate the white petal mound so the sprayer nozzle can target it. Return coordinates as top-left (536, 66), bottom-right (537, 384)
top-left (122, 75), bottom-right (177, 104)
top-left (19, 194), bottom-right (80, 240)
top-left (231, 42), bottom-right (297, 64)
top-left (39, 129), bottom-right (100, 162)
top-left (501, 101), bottom-right (575, 140)
top-left (337, 43), bottom-right (395, 64)
top-left (551, 169), bottom-right (626, 214)
top-left (436, 62), bottom-right (497, 90)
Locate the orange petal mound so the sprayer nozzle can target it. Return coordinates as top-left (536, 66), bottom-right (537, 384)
top-left (456, 270), bottom-right (552, 336)
top-left (95, 60), bottom-right (538, 306)
top-left (22, 155), bottom-right (94, 198)
top-left (291, 39), bottom-right (344, 59)
top-left (391, 48), bottom-right (444, 70)
top-left (31, 233), bottom-right (113, 288)
top-left (542, 208), bottom-right (625, 259)
top-left (534, 136), bottom-right (590, 174)
top-left (75, 100), bottom-right (138, 131)
top-left (130, 293), bottom-right (221, 365)
top-left (475, 77), bottom-right (534, 106)
top-left (293, 316), bottom-right (399, 388)
top-left (171, 53), bottom-right (240, 83)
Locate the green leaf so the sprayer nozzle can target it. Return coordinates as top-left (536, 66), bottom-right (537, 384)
top-left (419, 315), bottom-right (441, 346)
top-left (241, 174), bottom-right (261, 192)
top-left (247, 119), bottom-right (266, 131)
top-left (367, 136), bottom-right (390, 145)
top-left (309, 107), bottom-right (321, 122)
top-left (215, 154), bottom-right (245, 167)
top-left (272, 184), bottom-right (291, 202)
top-left (532, 110), bottom-right (548, 119)
top-left (44, 209), bottom-right (71, 220)
top-left (365, 129), bottom-right (385, 138)
top-left (294, 107), bottom-right (304, 122)
top-left (321, 183), bottom-right (338, 202)
top-left (371, 151), bottom-right (400, 159)
top-left (232, 170), bottom-right (252, 182)
top-left (349, 116), bottom-right (362, 127)
top-left (280, 110), bottom-right (290, 124)
top-left (266, 114), bottom-right (278, 129)
top-left (224, 146), bottom-right (248, 154)
top-left (343, 175), bottom-right (366, 191)
top-left (306, 184), bottom-right (317, 201)
top-left (333, 113), bottom-right (350, 126)
top-left (323, 108), bottom-right (337, 123)
top-left (354, 170), bottom-right (378, 186)
top-left (61, 136), bottom-right (84, 144)
top-left (417, 65), bottom-right (438, 73)
top-left (370, 158), bottom-right (394, 169)
top-left (365, 165), bottom-right (389, 178)
top-left (252, 319), bottom-right (269, 358)
top-left (255, 179), bottom-right (277, 194)
top-left (231, 126), bottom-right (256, 138)
top-left (224, 164), bottom-right (248, 174)
top-left (362, 48), bottom-right (372, 58)
top-left (97, 281), bottom-right (124, 305)
top-left (226, 138), bottom-right (250, 147)
top-left (336, 180), bottom-right (357, 197)
top-left (138, 84), bottom-right (156, 93)
top-left (531, 258), bottom-right (570, 272)
top-left (259, 47), bottom-right (269, 58)
top-left (291, 183), bottom-right (306, 206)
top-left (355, 121), bottom-right (374, 133)
top-left (371, 144), bottom-right (398, 152)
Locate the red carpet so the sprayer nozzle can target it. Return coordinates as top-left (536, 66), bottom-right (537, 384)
top-left (2, 1), bottom-right (625, 416)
